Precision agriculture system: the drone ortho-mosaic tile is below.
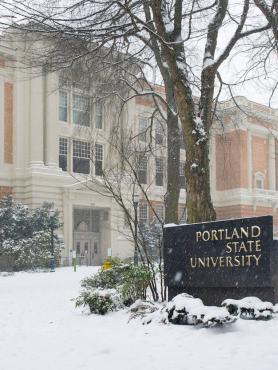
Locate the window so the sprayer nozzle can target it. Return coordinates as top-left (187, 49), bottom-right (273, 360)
top-left (139, 117), bottom-right (148, 142)
top-left (139, 203), bottom-right (148, 225)
top-left (59, 91), bottom-right (68, 122)
top-left (59, 137), bottom-right (68, 171)
top-left (95, 143), bottom-right (103, 176)
top-left (137, 154), bottom-right (148, 184)
top-left (73, 140), bottom-right (90, 174)
top-left (95, 102), bottom-right (103, 129)
top-left (179, 161), bottom-right (186, 189)
top-left (73, 94), bottom-right (90, 126)
top-left (155, 157), bottom-right (164, 186)
top-left (178, 205), bottom-right (187, 223)
top-left (255, 172), bottom-right (264, 189)
top-left (155, 203), bottom-right (164, 222)
top-left (155, 120), bottom-right (164, 145)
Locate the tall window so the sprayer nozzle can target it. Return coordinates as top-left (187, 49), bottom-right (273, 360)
top-left (155, 203), bottom-right (164, 222)
top-left (137, 154), bottom-right (148, 184)
top-left (59, 137), bottom-right (68, 171)
top-left (73, 94), bottom-right (90, 126)
top-left (95, 143), bottom-right (103, 176)
top-left (139, 203), bottom-right (148, 225)
top-left (155, 157), bottom-right (164, 186)
top-left (59, 91), bottom-right (68, 122)
top-left (179, 161), bottom-right (186, 189)
top-left (73, 140), bottom-right (90, 174)
top-left (155, 119), bottom-right (164, 145)
top-left (139, 117), bottom-right (148, 142)
top-left (95, 102), bottom-right (103, 129)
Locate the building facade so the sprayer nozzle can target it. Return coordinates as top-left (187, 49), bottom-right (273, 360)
top-left (1, 40), bottom-right (278, 265)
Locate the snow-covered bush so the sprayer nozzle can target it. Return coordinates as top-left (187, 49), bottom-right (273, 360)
top-left (128, 300), bottom-right (168, 325)
top-left (222, 297), bottom-right (274, 320)
top-left (120, 265), bottom-right (151, 304)
top-left (0, 195), bottom-right (62, 270)
top-left (77, 262), bottom-right (152, 314)
top-left (75, 288), bottom-right (123, 315)
top-left (167, 293), bottom-right (236, 327)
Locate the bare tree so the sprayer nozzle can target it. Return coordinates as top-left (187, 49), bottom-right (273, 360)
top-left (0, 0), bottom-right (276, 223)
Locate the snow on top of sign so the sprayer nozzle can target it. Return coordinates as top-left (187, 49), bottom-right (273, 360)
top-left (164, 223), bottom-right (178, 228)
top-left (164, 215), bottom-right (272, 228)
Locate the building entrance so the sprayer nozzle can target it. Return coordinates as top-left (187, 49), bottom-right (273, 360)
top-left (74, 238), bottom-right (101, 265)
top-left (73, 207), bottom-right (103, 266)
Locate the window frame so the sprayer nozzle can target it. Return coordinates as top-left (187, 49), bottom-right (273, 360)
top-left (59, 90), bottom-right (68, 122)
top-left (95, 102), bottom-right (103, 129)
top-left (72, 139), bottom-right (91, 174)
top-left (138, 117), bottom-right (148, 143)
top-left (139, 203), bottom-right (148, 226)
top-left (137, 153), bottom-right (148, 184)
top-left (95, 143), bottom-right (104, 176)
top-left (155, 157), bottom-right (164, 187)
top-left (59, 137), bottom-right (68, 171)
top-left (72, 93), bottom-right (90, 127)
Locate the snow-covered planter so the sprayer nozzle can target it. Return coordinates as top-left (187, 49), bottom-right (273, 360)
top-left (222, 297), bottom-right (274, 320)
top-left (167, 293), bottom-right (236, 327)
top-left (75, 288), bottom-right (124, 315)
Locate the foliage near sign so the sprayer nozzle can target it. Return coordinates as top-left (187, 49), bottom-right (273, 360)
top-left (76, 261), bottom-right (151, 314)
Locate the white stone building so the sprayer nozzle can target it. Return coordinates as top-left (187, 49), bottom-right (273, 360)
top-left (1, 37), bottom-right (278, 265)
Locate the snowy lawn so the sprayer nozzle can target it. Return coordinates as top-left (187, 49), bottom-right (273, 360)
top-left (1, 267), bottom-right (278, 370)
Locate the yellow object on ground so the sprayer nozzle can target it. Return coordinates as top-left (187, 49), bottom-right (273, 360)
top-left (102, 260), bottom-right (112, 270)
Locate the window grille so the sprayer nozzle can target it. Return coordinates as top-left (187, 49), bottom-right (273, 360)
top-left (155, 157), bottom-right (164, 186)
top-left (155, 120), bottom-right (164, 145)
top-left (139, 203), bottom-right (148, 225)
top-left (95, 102), bottom-right (103, 129)
top-left (137, 154), bottom-right (148, 184)
top-left (73, 140), bottom-right (90, 174)
top-left (59, 137), bottom-right (68, 171)
top-left (139, 117), bottom-right (148, 142)
top-left (73, 94), bottom-right (90, 126)
top-left (59, 91), bottom-right (68, 122)
top-left (95, 143), bottom-right (103, 176)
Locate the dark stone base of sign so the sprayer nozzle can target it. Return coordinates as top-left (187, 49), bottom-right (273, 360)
top-left (168, 286), bottom-right (275, 306)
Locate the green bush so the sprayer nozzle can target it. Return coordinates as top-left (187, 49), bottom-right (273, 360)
top-left (75, 289), bottom-right (123, 315)
top-left (76, 261), bottom-right (152, 314)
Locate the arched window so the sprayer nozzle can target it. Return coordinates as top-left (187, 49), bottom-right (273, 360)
top-left (76, 221), bottom-right (89, 232)
top-left (255, 172), bottom-right (265, 189)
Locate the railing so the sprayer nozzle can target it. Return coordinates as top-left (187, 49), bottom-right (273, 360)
top-left (58, 256), bottom-right (90, 267)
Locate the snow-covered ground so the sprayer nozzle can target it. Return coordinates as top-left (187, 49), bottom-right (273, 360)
top-left (1, 267), bottom-right (278, 370)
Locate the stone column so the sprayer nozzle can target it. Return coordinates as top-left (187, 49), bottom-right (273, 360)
top-left (13, 64), bottom-right (25, 171)
top-left (268, 134), bottom-right (276, 190)
top-left (247, 129), bottom-right (253, 191)
top-left (29, 71), bottom-right (44, 166)
top-left (45, 72), bottom-right (59, 168)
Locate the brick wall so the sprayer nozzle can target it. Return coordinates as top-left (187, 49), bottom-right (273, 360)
top-left (216, 130), bottom-right (247, 190)
top-left (216, 204), bottom-right (278, 229)
top-left (252, 136), bottom-right (268, 188)
top-left (0, 186), bottom-right (12, 198)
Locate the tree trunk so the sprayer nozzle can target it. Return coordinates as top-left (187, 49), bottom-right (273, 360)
top-left (164, 109), bottom-right (180, 224)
